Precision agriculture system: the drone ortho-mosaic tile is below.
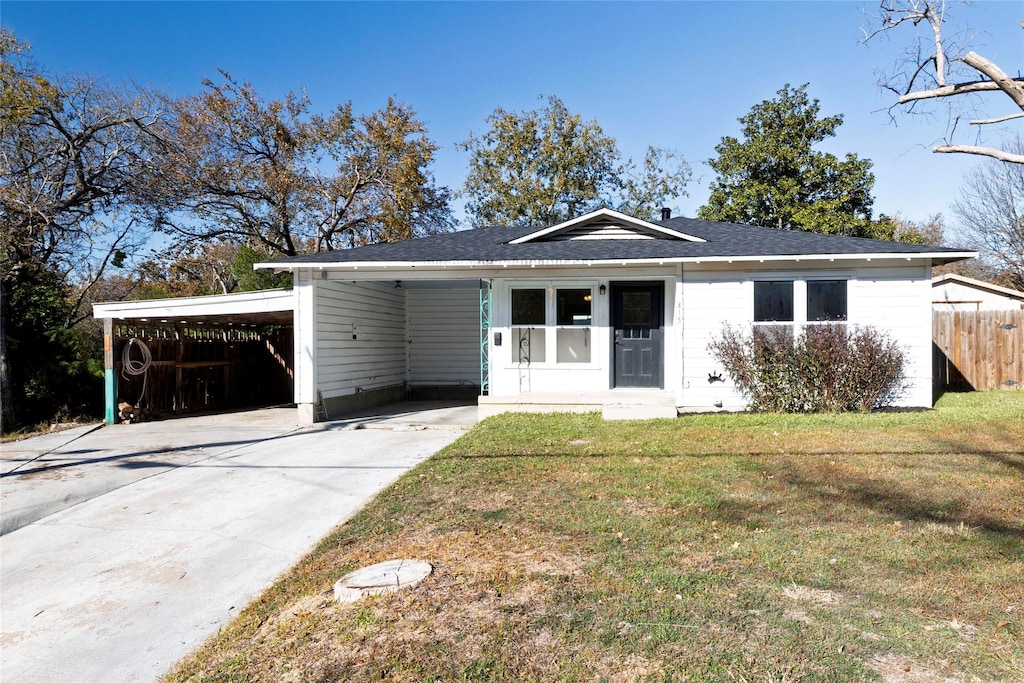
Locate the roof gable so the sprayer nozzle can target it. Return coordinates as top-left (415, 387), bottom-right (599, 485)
top-left (508, 208), bottom-right (706, 244)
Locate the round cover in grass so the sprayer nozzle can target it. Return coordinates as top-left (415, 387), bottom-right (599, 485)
top-left (333, 559), bottom-right (433, 603)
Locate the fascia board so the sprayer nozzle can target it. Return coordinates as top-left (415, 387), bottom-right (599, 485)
top-left (931, 273), bottom-right (1024, 299)
top-left (92, 288), bottom-right (294, 319)
top-left (258, 251), bottom-right (979, 273)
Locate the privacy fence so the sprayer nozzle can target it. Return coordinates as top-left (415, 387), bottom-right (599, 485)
top-left (933, 310), bottom-right (1023, 392)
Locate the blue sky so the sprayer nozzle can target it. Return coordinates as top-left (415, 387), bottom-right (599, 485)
top-left (4, 1), bottom-right (1021, 230)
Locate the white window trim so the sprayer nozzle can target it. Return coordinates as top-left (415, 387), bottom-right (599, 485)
top-left (506, 281), bottom-right (599, 368)
top-left (749, 273), bottom-right (856, 328)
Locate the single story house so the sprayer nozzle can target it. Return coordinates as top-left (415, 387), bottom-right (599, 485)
top-left (932, 273), bottom-right (1024, 312)
top-left (249, 208), bottom-right (974, 422)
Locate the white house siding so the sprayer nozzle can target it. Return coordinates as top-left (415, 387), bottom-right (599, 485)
top-left (315, 280), bottom-right (406, 399)
top-left (680, 261), bottom-right (934, 410)
top-left (855, 265), bottom-right (933, 408)
top-left (680, 268), bottom-right (750, 411)
top-left (406, 287), bottom-right (480, 388)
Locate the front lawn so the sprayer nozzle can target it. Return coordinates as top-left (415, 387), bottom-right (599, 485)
top-left (167, 392), bottom-right (1024, 682)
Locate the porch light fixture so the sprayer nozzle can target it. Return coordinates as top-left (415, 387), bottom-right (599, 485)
top-left (599, 284), bottom-right (607, 295)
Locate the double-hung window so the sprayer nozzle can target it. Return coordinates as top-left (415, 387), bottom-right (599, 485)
top-left (555, 289), bottom-right (592, 363)
top-left (511, 288), bottom-right (546, 363)
top-left (754, 281), bottom-right (795, 325)
top-left (510, 285), bottom-right (594, 364)
top-left (754, 278), bottom-right (849, 329)
top-left (806, 280), bottom-right (848, 323)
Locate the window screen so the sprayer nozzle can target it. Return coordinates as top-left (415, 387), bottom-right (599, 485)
top-left (515, 327), bottom-right (545, 363)
top-left (754, 281), bottom-right (794, 322)
top-left (807, 280), bottom-right (848, 321)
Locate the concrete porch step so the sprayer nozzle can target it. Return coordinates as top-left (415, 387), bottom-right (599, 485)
top-left (478, 390), bottom-right (678, 420)
top-left (601, 404), bottom-right (678, 420)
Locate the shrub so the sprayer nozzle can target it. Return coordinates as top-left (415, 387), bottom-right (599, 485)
top-left (708, 323), bottom-right (906, 412)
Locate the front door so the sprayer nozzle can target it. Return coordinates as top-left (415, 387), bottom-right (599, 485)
top-left (611, 283), bottom-right (664, 388)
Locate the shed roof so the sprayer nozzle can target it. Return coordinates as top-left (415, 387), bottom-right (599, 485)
top-left (931, 273), bottom-right (1024, 301)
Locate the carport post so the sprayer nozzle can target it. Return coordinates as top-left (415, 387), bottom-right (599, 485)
top-left (103, 317), bottom-right (116, 424)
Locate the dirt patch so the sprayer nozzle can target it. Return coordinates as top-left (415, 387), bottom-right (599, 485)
top-left (781, 584), bottom-right (844, 605)
top-left (864, 654), bottom-right (966, 682)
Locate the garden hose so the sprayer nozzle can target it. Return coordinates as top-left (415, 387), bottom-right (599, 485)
top-left (121, 337), bottom-right (152, 408)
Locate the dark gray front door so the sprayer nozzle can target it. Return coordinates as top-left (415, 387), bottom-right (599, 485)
top-left (611, 283), bottom-right (664, 388)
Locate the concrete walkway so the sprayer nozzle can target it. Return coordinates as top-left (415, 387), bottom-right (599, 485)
top-left (0, 404), bottom-right (474, 683)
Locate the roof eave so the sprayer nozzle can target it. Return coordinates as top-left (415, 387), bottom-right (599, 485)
top-left (256, 251), bottom-right (978, 273)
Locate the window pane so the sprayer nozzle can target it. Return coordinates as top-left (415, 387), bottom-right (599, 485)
top-left (622, 292), bottom-right (652, 326)
top-left (807, 280), bottom-right (848, 321)
top-left (556, 288), bottom-right (592, 325)
top-left (754, 281), bottom-right (794, 322)
top-left (512, 289), bottom-right (545, 325)
top-left (557, 328), bottom-right (590, 363)
top-left (515, 327), bottom-right (545, 363)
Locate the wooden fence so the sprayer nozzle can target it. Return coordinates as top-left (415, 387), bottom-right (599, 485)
top-left (114, 324), bottom-right (294, 417)
top-left (933, 310), bottom-right (1022, 392)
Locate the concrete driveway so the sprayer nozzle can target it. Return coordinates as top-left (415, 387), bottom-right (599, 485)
top-left (0, 404), bottom-right (474, 683)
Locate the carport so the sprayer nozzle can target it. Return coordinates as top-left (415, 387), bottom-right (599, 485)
top-left (93, 289), bottom-right (295, 424)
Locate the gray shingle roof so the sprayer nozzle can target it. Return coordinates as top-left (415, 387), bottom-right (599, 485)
top-left (265, 216), bottom-right (972, 267)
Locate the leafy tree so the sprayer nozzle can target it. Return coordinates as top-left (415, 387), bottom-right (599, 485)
top-left (3, 264), bottom-right (103, 428)
top-left (952, 137), bottom-right (1024, 289)
top-left (887, 213), bottom-right (947, 245)
top-left (460, 95), bottom-right (690, 227)
top-left (862, 0), bottom-right (1024, 164)
top-left (698, 84), bottom-right (879, 237)
top-left (1, 30), bottom-right (165, 431)
top-left (152, 71), bottom-right (454, 256)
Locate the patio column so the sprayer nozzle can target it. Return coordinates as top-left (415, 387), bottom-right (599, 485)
top-left (293, 270), bottom-right (317, 425)
top-left (103, 317), bottom-right (116, 424)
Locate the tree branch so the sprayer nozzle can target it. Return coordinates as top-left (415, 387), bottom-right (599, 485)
top-left (971, 112), bottom-right (1024, 125)
top-left (963, 51), bottom-right (1024, 110)
top-left (898, 78), bottom-right (1024, 104)
top-left (934, 145), bottom-right (1024, 164)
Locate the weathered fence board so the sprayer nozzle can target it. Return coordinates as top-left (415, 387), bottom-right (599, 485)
top-left (933, 310), bottom-right (1023, 391)
top-left (114, 325), bottom-right (294, 417)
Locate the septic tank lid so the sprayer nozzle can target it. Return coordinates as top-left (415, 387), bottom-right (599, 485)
top-left (333, 559), bottom-right (433, 602)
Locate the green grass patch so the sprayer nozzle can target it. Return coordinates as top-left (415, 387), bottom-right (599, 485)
top-left (165, 392), bottom-right (1024, 682)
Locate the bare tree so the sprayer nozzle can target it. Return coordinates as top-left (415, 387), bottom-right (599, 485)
top-left (152, 72), bottom-right (454, 257)
top-left (862, 1), bottom-right (1024, 164)
top-left (952, 136), bottom-right (1024, 289)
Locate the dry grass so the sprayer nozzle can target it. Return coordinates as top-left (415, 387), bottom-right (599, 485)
top-left (165, 392), bottom-right (1024, 682)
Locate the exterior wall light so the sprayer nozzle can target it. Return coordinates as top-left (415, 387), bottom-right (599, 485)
top-left (599, 284), bottom-right (607, 295)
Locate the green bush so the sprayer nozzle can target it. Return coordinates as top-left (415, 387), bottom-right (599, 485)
top-left (708, 323), bottom-right (906, 412)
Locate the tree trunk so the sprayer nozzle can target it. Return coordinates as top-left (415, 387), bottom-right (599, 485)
top-left (0, 280), bottom-right (16, 433)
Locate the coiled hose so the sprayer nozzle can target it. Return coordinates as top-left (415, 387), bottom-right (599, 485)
top-left (121, 337), bottom-right (153, 408)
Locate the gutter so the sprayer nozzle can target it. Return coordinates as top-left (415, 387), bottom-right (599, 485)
top-left (254, 251), bottom-right (979, 273)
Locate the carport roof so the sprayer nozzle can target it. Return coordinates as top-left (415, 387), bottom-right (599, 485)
top-left (92, 288), bottom-right (294, 326)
